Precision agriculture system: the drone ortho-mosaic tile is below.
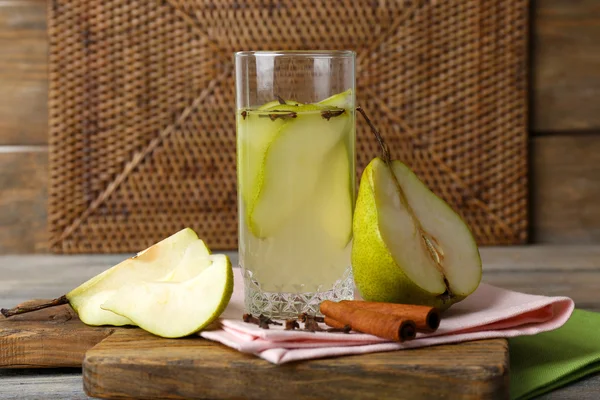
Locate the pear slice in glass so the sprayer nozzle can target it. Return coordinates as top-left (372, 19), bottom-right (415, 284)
top-left (248, 104), bottom-right (349, 237)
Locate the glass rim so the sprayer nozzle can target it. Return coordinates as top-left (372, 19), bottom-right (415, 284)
top-left (235, 50), bottom-right (355, 59)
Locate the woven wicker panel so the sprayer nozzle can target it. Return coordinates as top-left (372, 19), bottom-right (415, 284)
top-left (48, 0), bottom-right (528, 253)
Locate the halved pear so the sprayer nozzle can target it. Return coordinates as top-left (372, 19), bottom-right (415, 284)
top-left (248, 105), bottom-right (350, 237)
top-left (101, 254), bottom-right (233, 338)
top-left (352, 158), bottom-right (481, 310)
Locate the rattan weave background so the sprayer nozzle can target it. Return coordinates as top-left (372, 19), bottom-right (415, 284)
top-left (48, 0), bottom-right (528, 253)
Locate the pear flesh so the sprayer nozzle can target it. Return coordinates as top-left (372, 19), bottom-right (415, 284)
top-left (315, 89), bottom-right (355, 248)
top-left (237, 112), bottom-right (286, 209)
top-left (68, 228), bottom-right (200, 326)
top-left (316, 142), bottom-right (354, 248)
top-left (158, 239), bottom-right (211, 282)
top-left (248, 104), bottom-right (349, 237)
top-left (101, 254), bottom-right (233, 338)
top-left (352, 158), bottom-right (482, 310)
top-left (318, 88), bottom-right (353, 108)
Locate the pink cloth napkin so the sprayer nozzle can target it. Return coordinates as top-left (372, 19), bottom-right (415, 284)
top-left (200, 269), bottom-right (574, 364)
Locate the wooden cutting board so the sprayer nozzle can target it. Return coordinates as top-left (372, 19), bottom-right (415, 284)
top-left (1, 302), bottom-right (509, 399)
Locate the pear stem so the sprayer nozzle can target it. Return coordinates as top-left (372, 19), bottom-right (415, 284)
top-left (356, 107), bottom-right (391, 163)
top-left (1, 295), bottom-right (68, 318)
top-left (356, 106), bottom-right (454, 301)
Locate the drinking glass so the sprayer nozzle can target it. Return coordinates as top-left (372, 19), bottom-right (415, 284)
top-left (235, 50), bottom-right (356, 318)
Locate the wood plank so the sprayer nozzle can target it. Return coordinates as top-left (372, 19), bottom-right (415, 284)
top-left (0, 301), bottom-right (116, 368)
top-left (0, 0), bottom-right (48, 145)
top-left (0, 149), bottom-right (48, 253)
top-left (0, 254), bottom-right (127, 306)
top-left (481, 245), bottom-right (600, 271)
top-left (534, 0), bottom-right (600, 131)
top-left (481, 246), bottom-right (600, 312)
top-left (0, 287), bottom-right (509, 399)
top-left (83, 329), bottom-right (508, 400)
top-left (0, 370), bottom-right (89, 400)
top-left (4, 370), bottom-right (600, 400)
top-left (531, 135), bottom-right (600, 243)
top-left (538, 373), bottom-right (600, 400)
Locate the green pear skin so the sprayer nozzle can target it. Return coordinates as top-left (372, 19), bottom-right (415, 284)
top-left (351, 158), bottom-right (480, 311)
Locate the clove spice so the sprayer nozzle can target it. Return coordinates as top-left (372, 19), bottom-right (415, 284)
top-left (303, 318), bottom-right (323, 332)
top-left (285, 319), bottom-right (300, 330)
top-left (321, 109), bottom-right (346, 120)
top-left (259, 111), bottom-right (297, 121)
top-left (298, 313), bottom-right (324, 323)
top-left (259, 314), bottom-right (282, 327)
top-left (242, 312), bottom-right (350, 333)
top-left (242, 313), bottom-right (261, 325)
top-left (242, 313), bottom-right (284, 329)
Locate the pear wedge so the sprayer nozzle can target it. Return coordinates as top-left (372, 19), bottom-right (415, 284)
top-left (258, 99), bottom-right (303, 110)
top-left (101, 254), bottom-right (234, 338)
top-left (316, 142), bottom-right (354, 248)
top-left (158, 239), bottom-right (211, 282)
top-left (315, 89), bottom-right (355, 247)
top-left (1, 228), bottom-right (200, 325)
top-left (67, 228), bottom-right (200, 325)
top-left (352, 158), bottom-right (482, 310)
top-left (249, 105), bottom-right (349, 237)
top-left (237, 110), bottom-right (286, 210)
top-left (318, 88), bottom-right (353, 108)
top-left (263, 103), bottom-right (331, 112)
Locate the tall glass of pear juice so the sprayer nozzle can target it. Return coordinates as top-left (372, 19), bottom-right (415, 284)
top-left (235, 51), bottom-right (356, 318)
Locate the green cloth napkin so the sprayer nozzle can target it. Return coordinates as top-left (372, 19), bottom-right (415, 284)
top-left (510, 309), bottom-right (600, 399)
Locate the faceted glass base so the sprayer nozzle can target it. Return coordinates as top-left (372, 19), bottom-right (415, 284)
top-left (243, 266), bottom-right (354, 319)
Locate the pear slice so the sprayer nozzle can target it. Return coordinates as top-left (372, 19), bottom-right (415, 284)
top-left (316, 142), bottom-right (354, 248)
top-left (318, 88), bottom-right (353, 108)
top-left (264, 103), bottom-right (331, 112)
top-left (315, 88), bottom-right (355, 248)
top-left (101, 254), bottom-right (233, 338)
top-left (68, 228), bottom-right (201, 325)
top-left (248, 105), bottom-right (350, 237)
top-left (237, 110), bottom-right (287, 209)
top-left (258, 99), bottom-right (303, 110)
top-left (352, 158), bottom-right (481, 310)
top-left (1, 228), bottom-right (200, 325)
top-left (158, 239), bottom-right (211, 282)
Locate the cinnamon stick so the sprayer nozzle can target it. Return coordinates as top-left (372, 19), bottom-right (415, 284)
top-left (340, 301), bottom-right (440, 332)
top-left (320, 301), bottom-right (416, 342)
top-left (324, 316), bottom-right (350, 330)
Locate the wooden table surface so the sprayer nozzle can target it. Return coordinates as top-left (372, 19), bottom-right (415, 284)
top-left (1, 246), bottom-right (599, 399)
